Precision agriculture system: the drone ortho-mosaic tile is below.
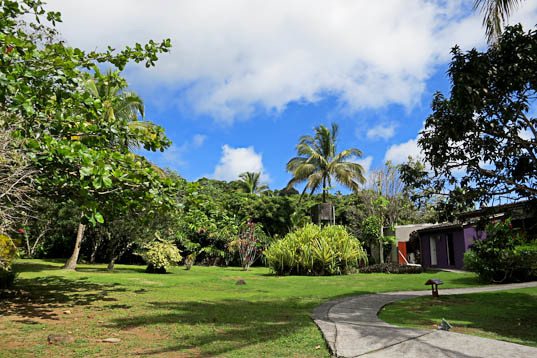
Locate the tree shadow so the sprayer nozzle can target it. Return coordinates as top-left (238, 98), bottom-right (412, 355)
top-left (0, 276), bottom-right (127, 320)
top-left (446, 276), bottom-right (487, 286)
top-left (386, 292), bottom-right (537, 347)
top-left (12, 261), bottom-right (62, 273)
top-left (106, 295), bottom-right (365, 357)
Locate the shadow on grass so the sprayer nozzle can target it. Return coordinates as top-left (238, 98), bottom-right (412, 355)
top-left (75, 266), bottom-right (147, 274)
top-left (446, 276), bottom-right (486, 286)
top-left (13, 260), bottom-right (148, 274)
top-left (384, 291), bottom-right (537, 347)
top-left (107, 295), bottom-right (367, 357)
top-left (12, 261), bottom-right (62, 273)
top-left (0, 276), bottom-right (127, 320)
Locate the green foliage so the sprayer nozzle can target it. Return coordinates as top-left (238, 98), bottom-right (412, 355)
top-left (406, 25), bottom-right (537, 217)
top-left (1, 0), bottom-right (175, 227)
top-left (0, 234), bottom-right (19, 270)
top-left (286, 123), bottom-right (366, 202)
top-left (464, 218), bottom-right (537, 283)
top-left (0, 234), bottom-right (19, 289)
top-left (361, 216), bottom-right (381, 245)
top-left (140, 234), bottom-right (182, 273)
top-left (264, 224), bottom-right (367, 275)
top-left (238, 172), bottom-right (269, 195)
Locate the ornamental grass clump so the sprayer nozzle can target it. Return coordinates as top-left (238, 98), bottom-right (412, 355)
top-left (264, 223), bottom-right (367, 275)
top-left (140, 234), bottom-right (182, 273)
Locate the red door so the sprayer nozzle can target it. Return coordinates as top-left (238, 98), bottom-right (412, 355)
top-left (398, 242), bottom-right (407, 264)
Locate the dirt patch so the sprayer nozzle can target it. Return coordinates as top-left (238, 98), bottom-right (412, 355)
top-left (139, 280), bottom-right (163, 286)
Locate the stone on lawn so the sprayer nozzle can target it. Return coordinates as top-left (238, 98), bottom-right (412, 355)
top-left (48, 334), bottom-right (75, 344)
top-left (235, 280), bottom-right (246, 285)
top-left (102, 338), bottom-right (121, 343)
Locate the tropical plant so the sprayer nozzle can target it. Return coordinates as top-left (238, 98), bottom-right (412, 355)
top-left (264, 223), bottom-right (367, 275)
top-left (84, 69), bottom-right (162, 150)
top-left (286, 123), bottom-right (366, 202)
top-left (474, 0), bottom-right (523, 43)
top-left (227, 218), bottom-right (269, 271)
top-left (238, 172), bottom-right (269, 195)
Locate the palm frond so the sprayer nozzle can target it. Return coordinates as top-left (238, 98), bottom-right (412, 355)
top-left (474, 0), bottom-right (522, 43)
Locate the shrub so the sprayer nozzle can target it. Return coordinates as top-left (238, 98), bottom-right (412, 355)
top-left (264, 224), bottom-right (367, 275)
top-left (464, 218), bottom-right (537, 283)
top-left (0, 269), bottom-right (17, 290)
top-left (0, 234), bottom-right (19, 290)
top-left (140, 234), bottom-right (182, 273)
top-left (359, 263), bottom-right (423, 274)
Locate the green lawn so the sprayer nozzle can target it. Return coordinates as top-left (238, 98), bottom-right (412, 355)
top-left (1, 259), bottom-right (484, 358)
top-left (379, 287), bottom-right (537, 348)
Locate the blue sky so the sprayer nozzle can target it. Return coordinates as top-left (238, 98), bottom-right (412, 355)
top-left (47, 0), bottom-right (537, 191)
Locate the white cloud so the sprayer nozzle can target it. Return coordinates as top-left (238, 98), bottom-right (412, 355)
top-left (366, 124), bottom-right (396, 141)
top-left (192, 134), bottom-right (207, 147)
top-left (210, 145), bottom-right (270, 182)
top-left (351, 155), bottom-right (373, 176)
top-left (44, 0), bottom-right (537, 123)
top-left (384, 138), bottom-right (422, 164)
top-left (154, 133), bottom-right (207, 167)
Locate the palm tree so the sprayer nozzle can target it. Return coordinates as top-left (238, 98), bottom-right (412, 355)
top-left (83, 69), bottom-right (157, 150)
top-left (238, 172), bottom-right (269, 195)
top-left (474, 0), bottom-right (523, 43)
top-left (286, 123), bottom-right (366, 203)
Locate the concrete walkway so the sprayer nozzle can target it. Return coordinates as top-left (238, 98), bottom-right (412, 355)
top-left (311, 281), bottom-right (537, 357)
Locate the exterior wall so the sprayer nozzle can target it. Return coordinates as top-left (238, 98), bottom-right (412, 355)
top-left (420, 226), bottom-right (486, 270)
top-left (419, 229), bottom-right (465, 269)
top-left (463, 226), bottom-right (486, 250)
top-left (420, 234), bottom-right (431, 267)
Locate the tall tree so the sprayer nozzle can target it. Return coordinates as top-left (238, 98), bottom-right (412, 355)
top-left (286, 123), bottom-right (366, 202)
top-left (238, 172), bottom-right (269, 195)
top-left (474, 0), bottom-right (523, 43)
top-left (402, 25), bottom-right (537, 218)
top-left (84, 69), bottom-right (159, 149)
top-left (1, 0), bottom-right (176, 270)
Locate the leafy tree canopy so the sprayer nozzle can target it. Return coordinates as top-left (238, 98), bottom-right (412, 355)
top-left (1, 0), bottom-right (176, 225)
top-left (402, 25), bottom-right (537, 219)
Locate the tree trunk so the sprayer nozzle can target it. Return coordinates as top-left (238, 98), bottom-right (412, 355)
top-left (89, 236), bottom-right (102, 264)
top-left (322, 176), bottom-right (327, 203)
top-left (379, 238), bottom-right (384, 264)
top-left (63, 222), bottom-right (85, 270)
top-left (107, 256), bottom-right (117, 271)
top-left (379, 218), bottom-right (384, 264)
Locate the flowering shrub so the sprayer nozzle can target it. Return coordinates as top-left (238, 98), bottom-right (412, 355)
top-left (264, 224), bottom-right (367, 275)
top-left (140, 234), bottom-right (182, 273)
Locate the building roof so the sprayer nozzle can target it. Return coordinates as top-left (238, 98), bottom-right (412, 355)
top-left (393, 224), bottom-right (436, 242)
top-left (414, 223), bottom-right (462, 234)
top-left (458, 200), bottom-right (536, 221)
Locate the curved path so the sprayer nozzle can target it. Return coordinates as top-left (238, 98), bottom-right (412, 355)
top-left (311, 281), bottom-right (537, 357)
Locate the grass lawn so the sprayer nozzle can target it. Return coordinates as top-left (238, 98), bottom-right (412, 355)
top-left (1, 259), bottom-right (484, 358)
top-left (379, 287), bottom-right (537, 348)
